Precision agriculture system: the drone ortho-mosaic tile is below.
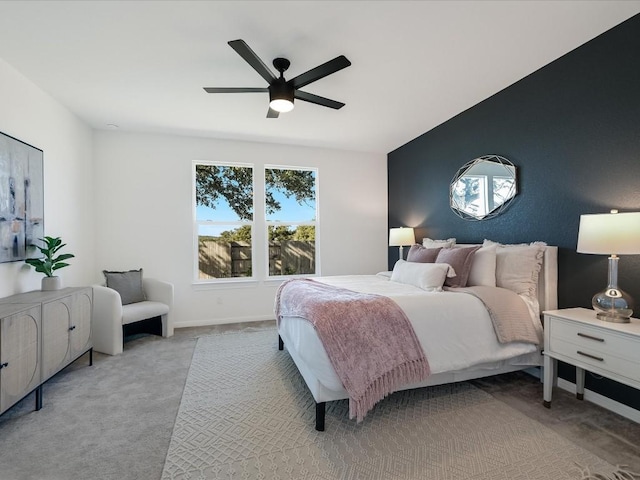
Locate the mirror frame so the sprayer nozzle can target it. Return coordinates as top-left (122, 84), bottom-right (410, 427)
top-left (449, 155), bottom-right (517, 221)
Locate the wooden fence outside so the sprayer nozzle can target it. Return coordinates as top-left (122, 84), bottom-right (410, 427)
top-left (198, 239), bottom-right (315, 279)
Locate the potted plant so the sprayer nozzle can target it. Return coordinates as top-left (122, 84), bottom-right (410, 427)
top-left (25, 236), bottom-right (75, 291)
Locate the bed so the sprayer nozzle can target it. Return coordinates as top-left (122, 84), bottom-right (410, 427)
top-left (276, 242), bottom-right (558, 431)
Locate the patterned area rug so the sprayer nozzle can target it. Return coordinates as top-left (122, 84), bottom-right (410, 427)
top-left (161, 328), bottom-right (627, 480)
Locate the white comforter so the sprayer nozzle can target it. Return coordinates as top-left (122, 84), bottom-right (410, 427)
top-left (278, 274), bottom-right (542, 392)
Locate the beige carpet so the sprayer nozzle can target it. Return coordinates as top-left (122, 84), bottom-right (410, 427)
top-left (161, 328), bottom-right (632, 480)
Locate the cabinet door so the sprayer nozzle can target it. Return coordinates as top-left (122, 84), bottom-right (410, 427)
top-left (69, 289), bottom-right (92, 359)
top-left (0, 307), bottom-right (41, 412)
top-left (41, 298), bottom-right (72, 381)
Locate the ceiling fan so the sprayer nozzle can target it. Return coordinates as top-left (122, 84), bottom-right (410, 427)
top-left (203, 39), bottom-right (351, 118)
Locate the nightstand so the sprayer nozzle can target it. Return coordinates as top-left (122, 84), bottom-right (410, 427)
top-left (542, 308), bottom-right (640, 408)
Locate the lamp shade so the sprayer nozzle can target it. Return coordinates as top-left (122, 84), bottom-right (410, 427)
top-left (577, 211), bottom-right (640, 255)
top-left (389, 227), bottom-right (415, 247)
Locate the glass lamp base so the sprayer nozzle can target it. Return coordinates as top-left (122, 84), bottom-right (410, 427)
top-left (592, 288), bottom-right (633, 323)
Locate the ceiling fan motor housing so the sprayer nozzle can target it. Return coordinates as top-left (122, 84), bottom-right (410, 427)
top-left (269, 77), bottom-right (294, 104)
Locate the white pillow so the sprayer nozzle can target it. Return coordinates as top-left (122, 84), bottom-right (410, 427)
top-left (423, 237), bottom-right (456, 248)
top-left (465, 243), bottom-right (497, 287)
top-left (483, 239), bottom-right (546, 313)
top-left (390, 260), bottom-right (455, 292)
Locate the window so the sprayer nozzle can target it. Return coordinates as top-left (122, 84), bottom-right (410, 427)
top-left (451, 175), bottom-right (488, 218)
top-left (193, 162), bottom-right (317, 282)
top-left (194, 163), bottom-right (254, 280)
top-left (265, 167), bottom-right (317, 277)
top-left (492, 176), bottom-right (516, 210)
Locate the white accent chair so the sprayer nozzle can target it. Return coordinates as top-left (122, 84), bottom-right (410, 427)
top-left (92, 278), bottom-right (174, 355)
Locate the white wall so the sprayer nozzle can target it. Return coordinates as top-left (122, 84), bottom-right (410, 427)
top-left (0, 57), bottom-right (388, 326)
top-left (0, 58), bottom-right (94, 297)
top-left (93, 131), bottom-right (387, 327)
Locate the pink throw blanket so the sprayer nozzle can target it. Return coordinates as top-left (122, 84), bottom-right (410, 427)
top-left (275, 278), bottom-right (430, 422)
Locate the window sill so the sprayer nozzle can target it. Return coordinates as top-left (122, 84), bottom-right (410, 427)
top-left (192, 275), bottom-right (318, 291)
top-left (263, 274), bottom-right (317, 285)
top-left (192, 279), bottom-right (259, 290)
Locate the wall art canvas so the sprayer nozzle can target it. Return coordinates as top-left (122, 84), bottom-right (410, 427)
top-left (0, 132), bottom-right (44, 263)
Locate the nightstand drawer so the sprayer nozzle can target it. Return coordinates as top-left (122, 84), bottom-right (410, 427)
top-left (548, 317), bottom-right (640, 363)
top-left (543, 308), bottom-right (640, 412)
top-left (549, 336), bottom-right (640, 383)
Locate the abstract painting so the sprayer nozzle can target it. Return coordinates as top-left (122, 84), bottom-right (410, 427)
top-left (0, 131), bottom-right (44, 263)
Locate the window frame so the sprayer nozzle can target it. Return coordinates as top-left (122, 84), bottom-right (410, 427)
top-left (192, 160), bottom-right (256, 284)
top-left (264, 164), bottom-right (319, 280)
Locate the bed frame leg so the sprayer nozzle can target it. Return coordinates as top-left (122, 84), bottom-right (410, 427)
top-left (315, 402), bottom-right (326, 431)
top-left (278, 335), bottom-right (284, 351)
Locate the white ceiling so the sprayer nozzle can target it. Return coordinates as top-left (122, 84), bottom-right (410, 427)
top-left (0, 1), bottom-right (638, 154)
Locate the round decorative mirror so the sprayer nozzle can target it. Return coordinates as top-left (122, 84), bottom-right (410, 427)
top-left (450, 155), bottom-right (517, 221)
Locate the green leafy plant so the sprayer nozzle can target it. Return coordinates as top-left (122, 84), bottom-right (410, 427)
top-left (25, 236), bottom-right (75, 277)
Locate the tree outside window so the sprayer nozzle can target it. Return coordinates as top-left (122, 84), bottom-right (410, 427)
top-left (266, 166), bottom-right (317, 277)
top-left (194, 162), bottom-right (317, 280)
top-left (195, 164), bottom-right (254, 279)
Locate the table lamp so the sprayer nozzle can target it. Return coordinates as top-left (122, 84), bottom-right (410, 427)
top-left (389, 227), bottom-right (415, 260)
top-left (577, 210), bottom-right (640, 323)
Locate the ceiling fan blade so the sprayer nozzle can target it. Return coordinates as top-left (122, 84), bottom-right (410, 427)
top-left (294, 90), bottom-right (345, 110)
top-left (203, 87), bottom-right (268, 93)
top-left (228, 39), bottom-right (276, 84)
top-left (290, 55), bottom-right (351, 89)
top-left (266, 107), bottom-right (280, 118)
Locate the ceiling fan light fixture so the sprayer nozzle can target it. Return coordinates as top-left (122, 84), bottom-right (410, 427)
top-left (269, 78), bottom-right (294, 113)
top-left (269, 98), bottom-right (294, 113)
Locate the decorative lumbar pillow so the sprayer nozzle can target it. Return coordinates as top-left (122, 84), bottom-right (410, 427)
top-left (406, 244), bottom-right (442, 263)
top-left (465, 243), bottom-right (498, 287)
top-left (103, 268), bottom-right (146, 305)
top-left (390, 260), bottom-right (455, 291)
top-left (423, 237), bottom-right (456, 248)
top-left (436, 246), bottom-right (481, 288)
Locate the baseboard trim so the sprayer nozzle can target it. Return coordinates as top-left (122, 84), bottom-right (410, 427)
top-left (556, 378), bottom-right (640, 423)
top-left (523, 367), bottom-right (639, 423)
top-left (175, 315), bottom-right (275, 328)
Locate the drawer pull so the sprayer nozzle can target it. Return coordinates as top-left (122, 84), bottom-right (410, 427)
top-left (0, 362), bottom-right (8, 369)
top-left (577, 332), bottom-right (604, 342)
top-left (577, 351), bottom-right (604, 362)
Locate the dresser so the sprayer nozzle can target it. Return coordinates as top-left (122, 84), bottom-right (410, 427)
top-left (543, 308), bottom-right (640, 409)
top-left (0, 287), bottom-right (93, 415)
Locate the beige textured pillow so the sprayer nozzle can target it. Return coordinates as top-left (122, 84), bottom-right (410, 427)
top-left (390, 260), bottom-right (454, 292)
top-left (423, 237), bottom-right (456, 248)
top-left (484, 240), bottom-right (546, 299)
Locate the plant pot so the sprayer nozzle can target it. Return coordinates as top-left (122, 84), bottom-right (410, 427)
top-left (41, 276), bottom-right (62, 291)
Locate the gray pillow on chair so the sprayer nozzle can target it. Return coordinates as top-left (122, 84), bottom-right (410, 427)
top-left (103, 268), bottom-right (146, 305)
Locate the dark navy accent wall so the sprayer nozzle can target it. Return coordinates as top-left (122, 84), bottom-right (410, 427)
top-left (388, 14), bottom-right (640, 409)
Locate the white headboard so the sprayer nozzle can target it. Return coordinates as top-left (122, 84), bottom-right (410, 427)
top-left (538, 246), bottom-right (558, 312)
